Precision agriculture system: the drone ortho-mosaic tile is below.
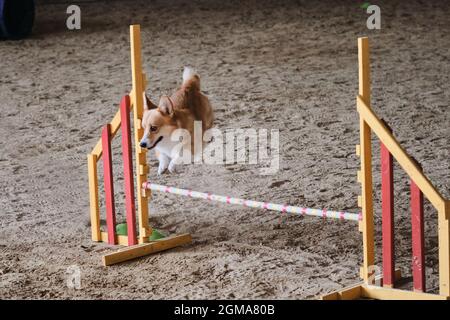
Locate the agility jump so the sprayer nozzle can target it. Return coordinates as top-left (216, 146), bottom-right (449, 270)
top-left (87, 25), bottom-right (192, 267)
top-left (87, 25), bottom-right (450, 300)
top-left (322, 38), bottom-right (450, 300)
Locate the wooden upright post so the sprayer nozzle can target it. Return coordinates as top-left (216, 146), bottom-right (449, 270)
top-left (130, 25), bottom-right (151, 243)
top-left (438, 201), bottom-right (450, 296)
top-left (411, 177), bottom-right (425, 292)
top-left (358, 37), bottom-right (375, 284)
top-left (381, 137), bottom-right (395, 287)
top-left (87, 154), bottom-right (101, 241)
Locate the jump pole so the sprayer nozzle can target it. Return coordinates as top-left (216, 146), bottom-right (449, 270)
top-left (142, 183), bottom-right (362, 222)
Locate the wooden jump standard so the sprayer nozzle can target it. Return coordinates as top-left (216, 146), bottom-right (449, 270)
top-left (87, 25), bottom-right (192, 267)
top-left (322, 37), bottom-right (450, 300)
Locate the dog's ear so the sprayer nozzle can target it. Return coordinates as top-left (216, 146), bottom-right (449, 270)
top-left (143, 92), bottom-right (158, 110)
top-left (159, 96), bottom-right (174, 117)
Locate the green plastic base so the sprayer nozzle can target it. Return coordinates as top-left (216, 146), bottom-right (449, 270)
top-left (115, 223), bottom-right (166, 241)
top-left (149, 229), bottom-right (166, 241)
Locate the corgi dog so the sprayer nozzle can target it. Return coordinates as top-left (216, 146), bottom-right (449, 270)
top-left (139, 67), bottom-right (214, 174)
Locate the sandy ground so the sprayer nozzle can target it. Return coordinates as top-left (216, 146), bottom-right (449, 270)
top-left (0, 0), bottom-right (449, 299)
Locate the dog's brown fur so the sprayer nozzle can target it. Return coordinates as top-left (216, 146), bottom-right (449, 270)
top-left (143, 71), bottom-right (213, 141)
top-left (140, 68), bottom-right (214, 173)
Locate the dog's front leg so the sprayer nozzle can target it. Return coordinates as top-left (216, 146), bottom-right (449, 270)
top-left (168, 156), bottom-right (179, 173)
top-left (158, 152), bottom-right (170, 175)
top-left (168, 143), bottom-right (191, 173)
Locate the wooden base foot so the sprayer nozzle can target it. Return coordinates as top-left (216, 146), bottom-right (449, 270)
top-left (102, 233), bottom-right (192, 266)
top-left (322, 269), bottom-right (448, 300)
top-left (322, 284), bottom-right (448, 300)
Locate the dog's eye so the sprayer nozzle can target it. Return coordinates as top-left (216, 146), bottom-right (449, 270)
top-left (150, 126), bottom-right (157, 132)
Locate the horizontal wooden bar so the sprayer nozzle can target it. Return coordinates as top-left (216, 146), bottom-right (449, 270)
top-left (101, 232), bottom-right (131, 246)
top-left (357, 96), bottom-right (447, 215)
top-left (323, 269), bottom-right (402, 300)
top-left (102, 233), bottom-right (192, 266)
top-left (91, 139), bottom-right (102, 159)
top-left (90, 90), bottom-right (134, 159)
top-left (91, 109), bottom-right (121, 159)
top-left (361, 285), bottom-right (448, 300)
top-left (324, 284), bottom-right (448, 300)
top-left (323, 284), bottom-right (361, 300)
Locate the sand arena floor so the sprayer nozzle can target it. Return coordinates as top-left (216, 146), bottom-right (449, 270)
top-left (0, 0), bottom-right (449, 299)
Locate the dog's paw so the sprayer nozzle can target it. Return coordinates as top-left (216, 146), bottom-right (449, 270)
top-left (158, 162), bottom-right (169, 175)
top-left (168, 161), bottom-right (177, 174)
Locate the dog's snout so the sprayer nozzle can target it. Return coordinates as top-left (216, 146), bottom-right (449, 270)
top-left (140, 141), bottom-right (147, 148)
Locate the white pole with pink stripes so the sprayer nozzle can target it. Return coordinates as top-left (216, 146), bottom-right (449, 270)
top-left (142, 182), bottom-right (361, 222)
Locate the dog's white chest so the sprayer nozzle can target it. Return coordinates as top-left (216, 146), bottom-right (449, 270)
top-left (155, 138), bottom-right (181, 159)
